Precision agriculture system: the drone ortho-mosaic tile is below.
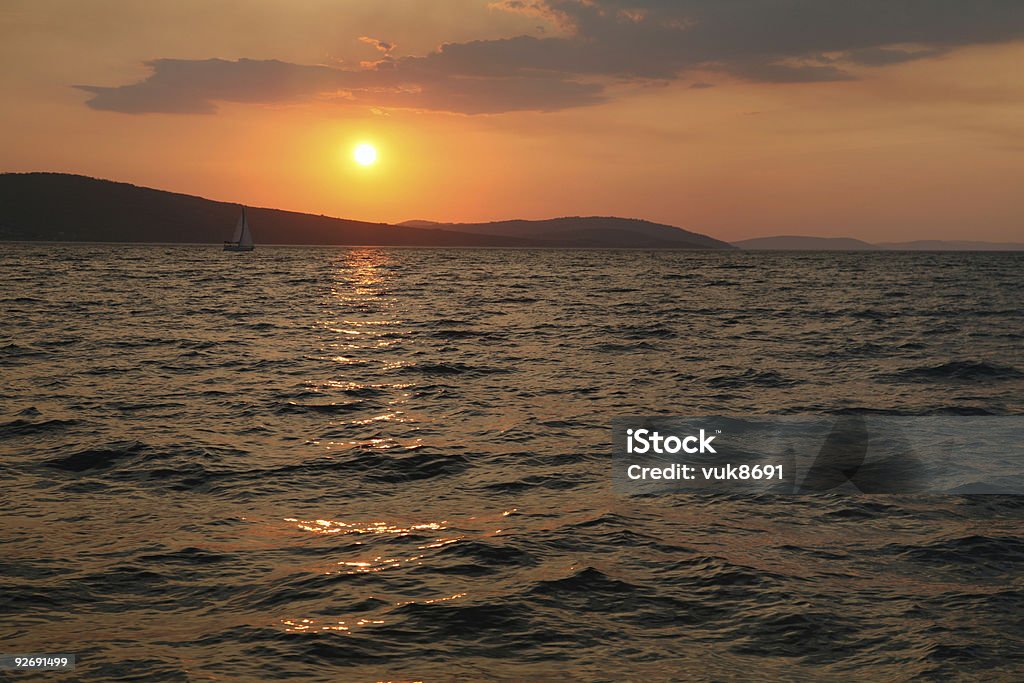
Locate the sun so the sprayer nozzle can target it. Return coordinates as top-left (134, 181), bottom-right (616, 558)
top-left (353, 143), bottom-right (378, 166)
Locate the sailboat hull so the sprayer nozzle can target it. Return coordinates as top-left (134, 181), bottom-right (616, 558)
top-left (223, 242), bottom-right (255, 252)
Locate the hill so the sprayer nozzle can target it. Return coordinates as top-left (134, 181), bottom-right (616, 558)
top-left (733, 235), bottom-right (1024, 251)
top-left (0, 173), bottom-right (538, 247)
top-left (416, 216), bottom-right (734, 249)
top-left (876, 240), bottom-right (1024, 251)
top-left (0, 173), bottom-right (733, 249)
top-left (732, 236), bottom-right (877, 250)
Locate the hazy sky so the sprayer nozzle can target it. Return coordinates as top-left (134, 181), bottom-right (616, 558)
top-left (2, 0), bottom-right (1023, 241)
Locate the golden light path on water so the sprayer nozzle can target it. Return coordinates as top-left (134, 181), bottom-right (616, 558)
top-left (274, 251), bottom-right (517, 643)
top-left (277, 510), bottom-right (516, 636)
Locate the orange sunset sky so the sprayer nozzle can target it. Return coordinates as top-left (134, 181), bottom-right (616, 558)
top-left (2, 1), bottom-right (1023, 242)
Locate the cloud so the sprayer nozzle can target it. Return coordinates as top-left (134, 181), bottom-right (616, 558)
top-left (843, 46), bottom-right (947, 66)
top-left (79, 1), bottom-right (1024, 114)
top-left (729, 62), bottom-right (855, 84)
top-left (483, 0), bottom-right (1024, 79)
top-left (79, 59), bottom-right (344, 114)
top-left (78, 57), bottom-right (605, 115)
top-left (357, 36), bottom-right (398, 68)
top-left (359, 36), bottom-right (396, 54)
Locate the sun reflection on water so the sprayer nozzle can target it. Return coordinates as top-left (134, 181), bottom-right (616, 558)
top-left (334, 248), bottom-right (395, 298)
top-left (284, 517), bottom-right (448, 536)
top-left (396, 592), bottom-right (467, 607)
top-left (417, 537), bottom-right (462, 550)
top-left (281, 616), bottom-right (385, 633)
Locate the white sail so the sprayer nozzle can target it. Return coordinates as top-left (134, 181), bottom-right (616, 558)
top-left (225, 205), bottom-right (255, 250)
top-left (238, 208), bottom-right (254, 247)
top-left (231, 209), bottom-right (245, 243)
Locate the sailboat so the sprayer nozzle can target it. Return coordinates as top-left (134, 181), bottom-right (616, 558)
top-left (223, 206), bottom-right (255, 251)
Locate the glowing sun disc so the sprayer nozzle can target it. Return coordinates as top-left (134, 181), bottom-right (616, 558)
top-left (354, 143), bottom-right (378, 166)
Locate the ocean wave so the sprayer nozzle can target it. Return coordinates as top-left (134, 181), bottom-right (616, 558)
top-left (276, 400), bottom-right (368, 414)
top-left (890, 534), bottom-right (1024, 569)
top-left (0, 416), bottom-right (81, 438)
top-left (890, 360), bottom-right (1023, 382)
top-left (397, 361), bottom-right (511, 376)
top-left (706, 369), bottom-right (801, 388)
top-left (43, 441), bottom-right (149, 472)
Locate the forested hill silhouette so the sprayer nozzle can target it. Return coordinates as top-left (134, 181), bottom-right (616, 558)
top-left (397, 217), bottom-right (735, 249)
top-left (0, 173), bottom-right (732, 249)
top-left (0, 173), bottom-right (530, 247)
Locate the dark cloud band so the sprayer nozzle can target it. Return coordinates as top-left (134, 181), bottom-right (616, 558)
top-left (78, 1), bottom-right (1024, 114)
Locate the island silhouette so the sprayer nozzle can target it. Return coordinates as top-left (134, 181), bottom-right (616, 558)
top-left (3, 173), bottom-right (1021, 250)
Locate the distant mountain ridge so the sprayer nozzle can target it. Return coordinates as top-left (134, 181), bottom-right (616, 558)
top-left (733, 235), bottom-right (1023, 251)
top-left (733, 236), bottom-right (877, 250)
top-left (0, 173), bottom-right (731, 249)
top-left (876, 239), bottom-right (1024, 251)
top-left (401, 216), bottom-right (733, 249)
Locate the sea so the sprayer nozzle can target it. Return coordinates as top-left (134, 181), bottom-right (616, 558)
top-left (1, 244), bottom-right (1022, 681)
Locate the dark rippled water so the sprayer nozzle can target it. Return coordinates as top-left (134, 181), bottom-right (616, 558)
top-left (2, 244), bottom-right (1023, 681)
